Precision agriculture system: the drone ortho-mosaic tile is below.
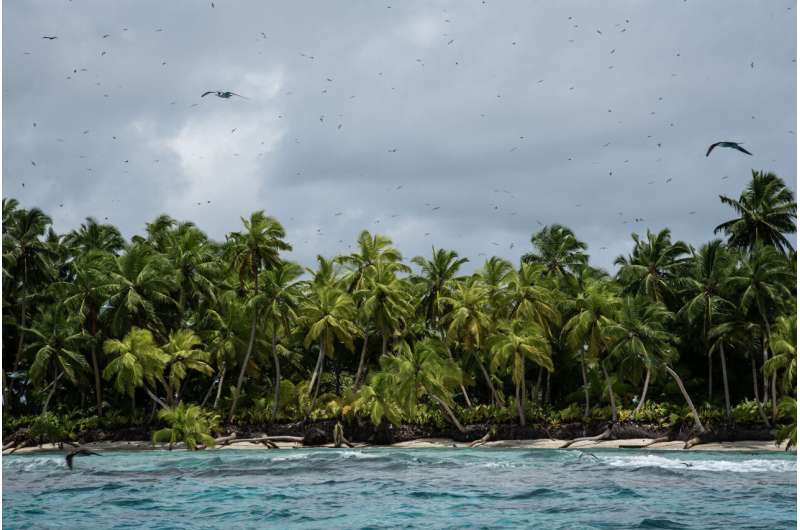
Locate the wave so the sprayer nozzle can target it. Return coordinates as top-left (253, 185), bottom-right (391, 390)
top-left (599, 454), bottom-right (796, 473)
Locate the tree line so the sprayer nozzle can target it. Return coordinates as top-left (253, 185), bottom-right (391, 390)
top-left (2, 170), bottom-right (796, 443)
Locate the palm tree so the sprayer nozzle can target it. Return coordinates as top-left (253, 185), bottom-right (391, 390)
top-left (715, 171), bottom-right (796, 255)
top-left (339, 230), bottom-right (405, 293)
top-left (26, 308), bottom-right (91, 413)
top-left (259, 261), bottom-right (304, 419)
top-left (105, 244), bottom-right (178, 338)
top-left (522, 224), bottom-right (588, 277)
top-left (764, 313), bottom-right (797, 396)
top-left (61, 251), bottom-right (116, 415)
top-left (4, 207), bottom-right (55, 374)
top-left (162, 329), bottom-right (213, 405)
top-left (200, 292), bottom-right (247, 409)
top-left (151, 402), bottom-right (218, 450)
top-left (678, 240), bottom-right (735, 413)
top-left (64, 217), bottom-right (126, 255)
top-left (477, 256), bottom-right (514, 321)
top-left (225, 211), bottom-right (291, 422)
top-left (563, 279), bottom-right (620, 420)
top-left (731, 245), bottom-right (793, 417)
top-left (615, 228), bottom-right (690, 304)
top-left (300, 286), bottom-right (358, 409)
top-left (411, 247), bottom-right (468, 329)
top-left (168, 224), bottom-right (220, 323)
top-left (442, 280), bottom-right (502, 405)
top-left (490, 321), bottom-right (553, 425)
top-left (103, 328), bottom-right (170, 408)
top-left (378, 338), bottom-right (466, 432)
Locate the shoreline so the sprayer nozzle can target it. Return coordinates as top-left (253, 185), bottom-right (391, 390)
top-left (4, 437), bottom-right (792, 455)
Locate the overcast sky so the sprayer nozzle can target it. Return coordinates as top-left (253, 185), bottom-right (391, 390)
top-left (3, 0), bottom-right (796, 273)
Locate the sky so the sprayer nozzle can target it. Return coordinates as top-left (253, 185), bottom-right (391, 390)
top-left (3, 0), bottom-right (797, 273)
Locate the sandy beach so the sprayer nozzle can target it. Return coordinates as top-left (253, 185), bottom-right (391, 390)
top-left (4, 437), bottom-right (792, 455)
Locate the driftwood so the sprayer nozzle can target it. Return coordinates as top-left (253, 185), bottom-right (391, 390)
top-left (216, 434), bottom-right (304, 448)
top-left (469, 432), bottom-right (492, 448)
top-left (559, 427), bottom-right (612, 449)
top-left (683, 436), bottom-right (703, 449)
top-left (3, 440), bottom-right (17, 451)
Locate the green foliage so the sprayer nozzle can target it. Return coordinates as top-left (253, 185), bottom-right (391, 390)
top-left (732, 400), bottom-right (764, 424)
top-left (775, 397), bottom-right (796, 450)
top-left (151, 403), bottom-right (219, 450)
top-left (28, 412), bottom-right (74, 443)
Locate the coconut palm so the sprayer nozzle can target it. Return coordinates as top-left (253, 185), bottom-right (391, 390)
top-left (563, 279), bottom-right (620, 420)
top-left (764, 313), bottom-right (797, 395)
top-left (490, 321), bottom-right (553, 425)
top-left (715, 171), bottom-right (796, 255)
top-left (151, 402), bottom-right (218, 450)
top-left (615, 228), bottom-right (690, 304)
top-left (339, 230), bottom-right (405, 293)
top-left (200, 292), bottom-right (248, 409)
top-left (522, 224), bottom-right (588, 277)
top-left (225, 211), bottom-right (291, 422)
top-left (168, 224), bottom-right (221, 323)
top-left (105, 244), bottom-right (178, 338)
top-left (411, 247), bottom-right (469, 329)
top-left (162, 329), bottom-right (213, 405)
top-left (103, 328), bottom-right (170, 408)
top-left (26, 308), bottom-right (91, 413)
top-left (300, 286), bottom-right (358, 408)
top-left (378, 338), bottom-right (466, 432)
top-left (258, 260), bottom-right (304, 419)
top-left (477, 256), bottom-right (514, 321)
top-left (730, 245), bottom-right (793, 417)
top-left (64, 217), bottom-right (126, 255)
top-left (678, 240), bottom-right (735, 412)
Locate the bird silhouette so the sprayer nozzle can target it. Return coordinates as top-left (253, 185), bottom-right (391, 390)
top-left (201, 91), bottom-right (247, 99)
top-left (66, 448), bottom-right (100, 470)
top-left (42, 35), bottom-right (58, 40)
top-left (706, 142), bottom-right (752, 157)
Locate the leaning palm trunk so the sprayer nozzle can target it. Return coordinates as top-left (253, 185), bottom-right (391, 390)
top-left (430, 395), bottom-right (466, 433)
top-left (213, 363), bottom-right (227, 409)
top-left (445, 346), bottom-right (472, 407)
top-left (354, 334), bottom-right (369, 389)
top-left (89, 340), bottom-right (103, 416)
top-left (200, 377), bottom-right (216, 408)
top-left (707, 353), bottom-right (713, 402)
top-left (634, 367), bottom-right (650, 414)
top-left (307, 341), bottom-right (326, 398)
top-left (600, 361), bottom-right (617, 422)
top-left (42, 372), bottom-right (64, 413)
top-left (228, 315), bottom-right (258, 422)
top-left (719, 344), bottom-right (731, 418)
top-left (474, 351), bottom-right (502, 406)
top-left (664, 365), bottom-right (705, 433)
top-left (270, 332), bottom-right (281, 421)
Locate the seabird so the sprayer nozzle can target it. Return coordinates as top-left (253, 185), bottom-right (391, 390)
top-left (66, 448), bottom-right (100, 470)
top-left (706, 142), bottom-right (752, 157)
top-left (201, 91), bottom-right (248, 99)
top-left (42, 35), bottom-right (58, 40)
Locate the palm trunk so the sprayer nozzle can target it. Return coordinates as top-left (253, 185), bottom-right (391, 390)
top-left (446, 346), bottom-right (472, 407)
top-left (751, 355), bottom-right (770, 425)
top-left (213, 363), bottom-right (227, 409)
top-left (580, 351), bottom-right (590, 418)
top-left (42, 372), bottom-right (64, 413)
top-left (228, 312), bottom-right (258, 423)
top-left (719, 344), bottom-right (731, 418)
top-left (200, 376), bottom-right (217, 408)
top-left (600, 361), bottom-right (617, 422)
top-left (664, 365), bottom-right (705, 433)
top-left (517, 356), bottom-right (526, 426)
top-left (144, 386), bottom-right (168, 409)
top-left (270, 331), bottom-right (281, 421)
top-left (771, 372), bottom-right (778, 420)
top-left (544, 370), bottom-right (551, 405)
top-left (634, 367), bottom-right (650, 414)
top-left (430, 395), bottom-right (465, 433)
top-left (474, 351), bottom-right (501, 406)
top-left (307, 341), bottom-right (326, 398)
top-left (354, 334), bottom-right (369, 389)
top-left (310, 355), bottom-right (325, 411)
top-left (534, 366), bottom-right (543, 405)
top-left (762, 337), bottom-right (769, 403)
top-left (707, 353), bottom-right (713, 402)
top-left (89, 314), bottom-right (103, 416)
top-left (13, 300), bottom-right (27, 372)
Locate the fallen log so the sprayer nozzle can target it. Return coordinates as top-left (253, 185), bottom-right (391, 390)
top-left (559, 427), bottom-right (612, 449)
top-left (469, 432), bottom-right (492, 448)
top-left (683, 436), bottom-right (702, 449)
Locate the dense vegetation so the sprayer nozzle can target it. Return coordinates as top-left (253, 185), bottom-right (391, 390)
top-left (2, 170), bottom-right (797, 448)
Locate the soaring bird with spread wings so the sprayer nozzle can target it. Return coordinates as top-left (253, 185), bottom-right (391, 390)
top-left (65, 448), bottom-right (101, 470)
top-left (201, 91), bottom-right (248, 99)
top-left (706, 141), bottom-right (752, 157)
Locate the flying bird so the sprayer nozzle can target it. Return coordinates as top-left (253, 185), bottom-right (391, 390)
top-left (201, 91), bottom-right (247, 99)
top-left (66, 448), bottom-right (100, 470)
top-left (706, 142), bottom-right (752, 157)
top-left (42, 35), bottom-right (58, 40)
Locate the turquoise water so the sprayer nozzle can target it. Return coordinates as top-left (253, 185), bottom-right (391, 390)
top-left (2, 448), bottom-right (796, 529)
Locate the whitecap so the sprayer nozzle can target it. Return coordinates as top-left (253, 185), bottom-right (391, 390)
top-left (599, 454), bottom-right (796, 473)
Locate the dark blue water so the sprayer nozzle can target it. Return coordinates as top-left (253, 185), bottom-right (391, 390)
top-left (2, 448), bottom-right (796, 529)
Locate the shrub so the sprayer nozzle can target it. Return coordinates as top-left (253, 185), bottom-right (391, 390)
top-left (151, 403), bottom-right (219, 450)
top-left (732, 400), bottom-right (763, 424)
